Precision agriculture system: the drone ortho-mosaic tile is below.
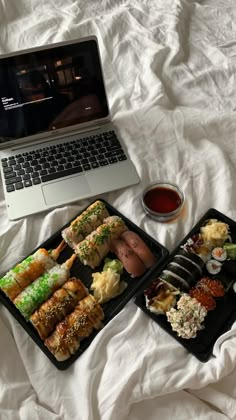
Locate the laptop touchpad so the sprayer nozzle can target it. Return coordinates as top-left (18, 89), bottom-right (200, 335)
top-left (42, 175), bottom-right (91, 206)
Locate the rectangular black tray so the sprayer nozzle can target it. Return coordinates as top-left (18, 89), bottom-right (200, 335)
top-left (0, 199), bottom-right (169, 370)
top-left (134, 208), bottom-right (236, 362)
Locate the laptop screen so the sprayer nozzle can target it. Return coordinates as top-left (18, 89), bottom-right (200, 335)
top-left (0, 39), bottom-right (109, 144)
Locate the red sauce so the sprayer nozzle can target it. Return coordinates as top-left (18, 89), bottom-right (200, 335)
top-left (144, 187), bottom-right (181, 214)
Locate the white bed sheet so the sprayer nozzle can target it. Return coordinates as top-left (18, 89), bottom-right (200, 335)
top-left (1, 1), bottom-right (236, 419)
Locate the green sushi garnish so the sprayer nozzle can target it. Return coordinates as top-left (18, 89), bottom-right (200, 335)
top-left (223, 243), bottom-right (236, 260)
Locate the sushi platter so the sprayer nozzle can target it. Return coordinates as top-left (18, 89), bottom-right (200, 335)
top-left (0, 199), bottom-right (168, 369)
top-left (135, 208), bottom-right (236, 362)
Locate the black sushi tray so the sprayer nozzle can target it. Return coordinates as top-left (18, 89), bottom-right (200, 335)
top-left (134, 208), bottom-right (236, 362)
top-left (0, 199), bottom-right (169, 370)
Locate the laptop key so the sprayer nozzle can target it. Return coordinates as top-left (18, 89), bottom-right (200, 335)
top-left (91, 162), bottom-right (99, 169)
top-left (118, 155), bottom-right (127, 161)
top-left (17, 169), bottom-right (25, 176)
top-left (24, 180), bottom-right (32, 187)
top-left (16, 182), bottom-right (23, 190)
top-left (9, 160), bottom-right (16, 166)
top-left (33, 178), bottom-right (41, 185)
top-left (40, 169), bottom-right (48, 176)
top-left (3, 167), bottom-right (13, 173)
top-left (41, 166), bottom-right (83, 182)
top-left (83, 164), bottom-right (91, 171)
top-left (23, 174), bottom-right (30, 180)
top-left (108, 157), bottom-right (118, 164)
top-left (32, 172), bottom-right (39, 178)
top-left (99, 160), bottom-right (109, 166)
top-left (4, 172), bottom-right (17, 179)
top-left (6, 185), bottom-right (15, 192)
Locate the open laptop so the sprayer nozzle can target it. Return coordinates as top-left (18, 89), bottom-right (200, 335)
top-left (0, 36), bottom-right (140, 220)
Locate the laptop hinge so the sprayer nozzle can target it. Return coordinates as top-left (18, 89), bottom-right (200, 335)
top-left (8, 121), bottom-right (111, 152)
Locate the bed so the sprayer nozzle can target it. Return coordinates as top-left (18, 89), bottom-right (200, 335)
top-left (1, 0), bottom-right (236, 418)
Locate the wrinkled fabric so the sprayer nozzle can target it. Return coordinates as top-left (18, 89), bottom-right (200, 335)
top-left (1, 1), bottom-right (236, 419)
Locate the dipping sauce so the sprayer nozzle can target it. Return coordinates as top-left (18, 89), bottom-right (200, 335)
top-left (143, 186), bottom-right (182, 214)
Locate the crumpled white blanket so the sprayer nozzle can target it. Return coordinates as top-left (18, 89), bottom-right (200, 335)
top-left (1, 0), bottom-right (236, 419)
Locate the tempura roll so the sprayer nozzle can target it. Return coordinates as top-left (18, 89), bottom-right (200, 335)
top-left (44, 295), bottom-right (104, 361)
top-left (14, 254), bottom-right (76, 320)
top-left (75, 217), bottom-right (128, 268)
top-left (30, 278), bottom-right (88, 340)
top-left (62, 200), bottom-right (110, 248)
top-left (0, 241), bottom-right (65, 301)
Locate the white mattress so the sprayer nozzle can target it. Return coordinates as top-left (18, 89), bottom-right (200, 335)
top-left (1, 1), bottom-right (236, 419)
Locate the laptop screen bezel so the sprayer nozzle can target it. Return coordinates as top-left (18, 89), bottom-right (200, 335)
top-left (0, 36), bottom-right (111, 150)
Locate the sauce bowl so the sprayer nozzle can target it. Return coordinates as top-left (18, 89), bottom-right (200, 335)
top-left (142, 181), bottom-right (185, 222)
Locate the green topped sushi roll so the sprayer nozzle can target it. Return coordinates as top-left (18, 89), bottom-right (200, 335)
top-left (14, 254), bottom-right (76, 320)
top-left (62, 200), bottom-right (110, 248)
top-left (75, 216), bottom-right (128, 268)
top-left (0, 241), bottom-right (65, 301)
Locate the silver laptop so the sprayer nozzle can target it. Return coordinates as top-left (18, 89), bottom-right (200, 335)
top-left (0, 36), bottom-right (140, 220)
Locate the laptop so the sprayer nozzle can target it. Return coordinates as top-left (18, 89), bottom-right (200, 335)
top-left (0, 36), bottom-right (140, 220)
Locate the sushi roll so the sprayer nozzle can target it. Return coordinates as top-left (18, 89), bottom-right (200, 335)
top-left (75, 217), bottom-right (128, 269)
top-left (62, 200), bottom-right (110, 248)
top-left (172, 256), bottom-right (200, 282)
top-left (30, 278), bottom-right (88, 340)
top-left (0, 276), bottom-right (22, 302)
top-left (44, 294), bottom-right (104, 361)
top-left (211, 247), bottom-right (227, 262)
top-left (159, 269), bottom-right (189, 291)
top-left (206, 259), bottom-right (222, 275)
top-left (0, 241), bottom-right (65, 301)
top-left (14, 254), bottom-right (76, 320)
top-left (166, 262), bottom-right (194, 287)
top-left (175, 249), bottom-right (204, 273)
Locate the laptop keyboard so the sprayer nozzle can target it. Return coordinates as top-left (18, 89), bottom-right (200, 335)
top-left (1, 130), bottom-right (127, 193)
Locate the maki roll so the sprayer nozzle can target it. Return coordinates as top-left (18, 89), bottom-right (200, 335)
top-left (159, 269), bottom-right (189, 291)
top-left (211, 247), bottom-right (227, 262)
top-left (44, 294), bottom-right (104, 361)
top-left (30, 278), bottom-right (88, 340)
top-left (62, 200), bottom-right (110, 248)
top-left (166, 262), bottom-right (194, 287)
top-left (206, 259), bottom-right (222, 275)
top-left (0, 241), bottom-right (65, 301)
top-left (172, 256), bottom-right (200, 282)
top-left (14, 254), bottom-right (76, 320)
top-left (175, 249), bottom-right (204, 273)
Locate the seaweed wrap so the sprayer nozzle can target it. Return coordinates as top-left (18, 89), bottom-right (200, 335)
top-left (0, 241), bottom-right (65, 301)
top-left (44, 294), bottom-right (104, 361)
top-left (62, 200), bottom-right (110, 248)
top-left (75, 217), bottom-right (128, 268)
top-left (14, 254), bottom-right (76, 320)
top-left (30, 277), bottom-right (88, 340)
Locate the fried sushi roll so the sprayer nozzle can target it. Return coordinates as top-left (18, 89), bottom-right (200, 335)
top-left (75, 217), bottom-right (128, 268)
top-left (44, 295), bottom-right (104, 361)
top-left (61, 200), bottom-right (110, 248)
top-left (14, 254), bottom-right (76, 320)
top-left (0, 241), bottom-right (65, 301)
top-left (30, 278), bottom-right (88, 340)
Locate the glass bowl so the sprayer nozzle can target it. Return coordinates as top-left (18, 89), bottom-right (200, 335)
top-left (142, 181), bottom-right (185, 222)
